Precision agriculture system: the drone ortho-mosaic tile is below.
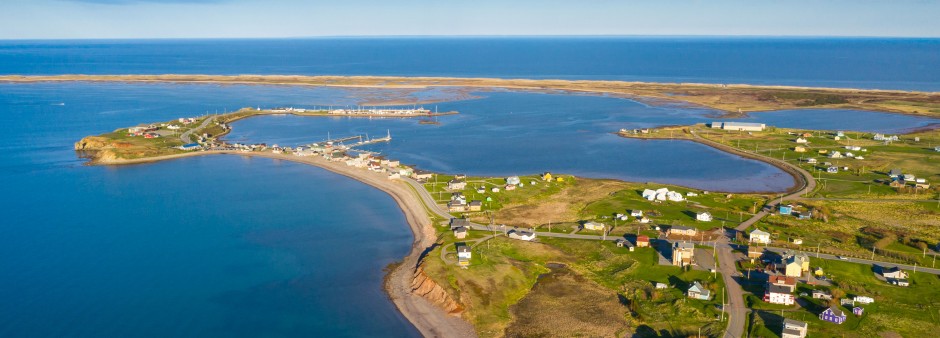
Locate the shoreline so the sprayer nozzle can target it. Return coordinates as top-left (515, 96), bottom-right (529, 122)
top-left (5, 74), bottom-right (940, 118)
top-left (618, 130), bottom-right (816, 201)
top-left (93, 150), bottom-right (477, 337)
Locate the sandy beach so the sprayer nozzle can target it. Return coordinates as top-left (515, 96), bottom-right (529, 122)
top-left (5, 74), bottom-right (940, 118)
top-left (94, 150), bottom-right (477, 337)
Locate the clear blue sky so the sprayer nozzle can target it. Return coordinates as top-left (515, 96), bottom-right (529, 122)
top-left (2, 0), bottom-right (939, 39)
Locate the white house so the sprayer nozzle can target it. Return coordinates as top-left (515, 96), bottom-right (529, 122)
top-left (583, 221), bottom-right (606, 231)
top-left (507, 229), bottom-right (536, 241)
top-left (696, 212), bottom-right (713, 222)
top-left (749, 229), bottom-right (771, 244)
top-left (456, 244), bottom-right (472, 260)
top-left (506, 176), bottom-right (521, 185)
top-left (782, 319), bottom-right (808, 338)
top-left (795, 137), bottom-right (808, 144)
top-left (630, 210), bottom-right (643, 217)
top-left (456, 243), bottom-right (471, 267)
top-left (854, 296), bottom-right (874, 304)
top-left (765, 285), bottom-right (795, 305)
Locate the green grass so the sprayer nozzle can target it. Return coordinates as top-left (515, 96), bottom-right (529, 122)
top-left (581, 184), bottom-right (764, 231)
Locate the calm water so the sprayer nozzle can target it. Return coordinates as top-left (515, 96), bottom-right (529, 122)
top-left (0, 83), bottom-right (419, 337)
top-left (2, 37), bottom-right (939, 337)
top-left (1, 37), bottom-right (939, 91)
top-left (226, 90), bottom-right (939, 192)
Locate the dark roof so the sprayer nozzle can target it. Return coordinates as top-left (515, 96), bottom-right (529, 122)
top-left (469, 200), bottom-right (482, 206)
top-left (826, 306), bottom-right (845, 317)
top-left (671, 225), bottom-right (697, 231)
top-left (453, 226), bottom-right (468, 233)
top-left (767, 284), bottom-right (792, 294)
top-left (450, 218), bottom-right (471, 229)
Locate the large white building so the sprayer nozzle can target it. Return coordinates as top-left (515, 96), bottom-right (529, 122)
top-left (711, 121), bottom-right (766, 132)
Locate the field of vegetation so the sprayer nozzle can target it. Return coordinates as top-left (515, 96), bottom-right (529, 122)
top-left (422, 235), bottom-right (728, 337)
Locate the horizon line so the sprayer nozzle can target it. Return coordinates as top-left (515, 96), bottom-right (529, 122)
top-left (2, 34), bottom-right (940, 41)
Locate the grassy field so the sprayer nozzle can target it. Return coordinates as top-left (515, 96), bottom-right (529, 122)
top-left (745, 258), bottom-right (940, 338)
top-left (423, 231), bottom-right (730, 337)
top-left (443, 176), bottom-right (768, 235)
top-left (750, 200), bottom-right (940, 265)
top-left (691, 125), bottom-right (940, 200)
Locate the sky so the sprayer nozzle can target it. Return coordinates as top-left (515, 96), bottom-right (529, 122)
top-left (1, 0), bottom-right (939, 39)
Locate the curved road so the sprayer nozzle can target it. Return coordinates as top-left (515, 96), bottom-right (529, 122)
top-left (179, 116), bottom-right (215, 144)
top-left (688, 131), bottom-right (817, 338)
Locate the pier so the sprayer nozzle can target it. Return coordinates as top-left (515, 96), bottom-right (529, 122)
top-left (302, 130), bottom-right (392, 150)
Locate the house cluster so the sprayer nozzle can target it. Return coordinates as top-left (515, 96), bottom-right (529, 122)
top-left (777, 204), bottom-right (813, 220)
top-left (448, 192), bottom-right (482, 213)
top-left (710, 121), bottom-right (767, 132)
top-left (887, 168), bottom-right (930, 189)
top-left (881, 266), bottom-right (910, 287)
top-left (873, 133), bottom-right (899, 142)
top-left (641, 188), bottom-right (686, 202)
top-left (328, 108), bottom-right (431, 116)
top-left (127, 124), bottom-right (161, 138)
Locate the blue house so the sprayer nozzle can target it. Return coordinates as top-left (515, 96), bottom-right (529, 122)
top-left (779, 205), bottom-right (793, 215)
top-left (853, 307), bottom-right (864, 316)
top-left (687, 281), bottom-right (711, 300)
top-left (819, 306), bottom-right (846, 324)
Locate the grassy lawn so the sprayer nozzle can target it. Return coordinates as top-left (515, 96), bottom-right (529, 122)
top-left (422, 173), bottom-right (574, 217)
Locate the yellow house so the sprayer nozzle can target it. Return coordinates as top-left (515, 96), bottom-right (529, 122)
top-left (542, 172), bottom-right (553, 181)
top-left (794, 146), bottom-right (807, 153)
top-left (556, 176), bottom-right (565, 182)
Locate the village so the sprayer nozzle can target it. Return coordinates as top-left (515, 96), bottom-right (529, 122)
top-left (84, 110), bottom-right (940, 338)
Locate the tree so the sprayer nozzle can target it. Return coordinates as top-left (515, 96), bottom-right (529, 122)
top-left (831, 288), bottom-right (846, 300)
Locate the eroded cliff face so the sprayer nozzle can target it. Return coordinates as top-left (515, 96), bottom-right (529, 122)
top-left (74, 136), bottom-right (110, 151)
top-left (74, 136), bottom-right (121, 163)
top-left (411, 266), bottom-right (464, 316)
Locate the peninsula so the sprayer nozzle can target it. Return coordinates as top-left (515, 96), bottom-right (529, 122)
top-left (71, 80), bottom-right (940, 338)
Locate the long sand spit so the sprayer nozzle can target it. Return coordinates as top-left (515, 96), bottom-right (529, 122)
top-left (91, 150), bottom-right (478, 338)
top-left (5, 74), bottom-right (940, 117)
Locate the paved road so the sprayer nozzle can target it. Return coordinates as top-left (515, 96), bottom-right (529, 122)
top-left (689, 132), bottom-right (818, 338)
top-left (180, 116), bottom-right (215, 144)
top-left (715, 240), bottom-right (746, 338)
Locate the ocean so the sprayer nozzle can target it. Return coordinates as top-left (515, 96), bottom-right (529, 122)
top-left (1, 37), bottom-right (939, 90)
top-left (0, 37), bottom-right (937, 337)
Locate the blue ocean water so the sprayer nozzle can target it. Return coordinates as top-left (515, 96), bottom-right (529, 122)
top-left (0, 83), bottom-right (419, 337)
top-left (1, 37), bottom-right (938, 91)
top-left (2, 38), bottom-right (939, 337)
